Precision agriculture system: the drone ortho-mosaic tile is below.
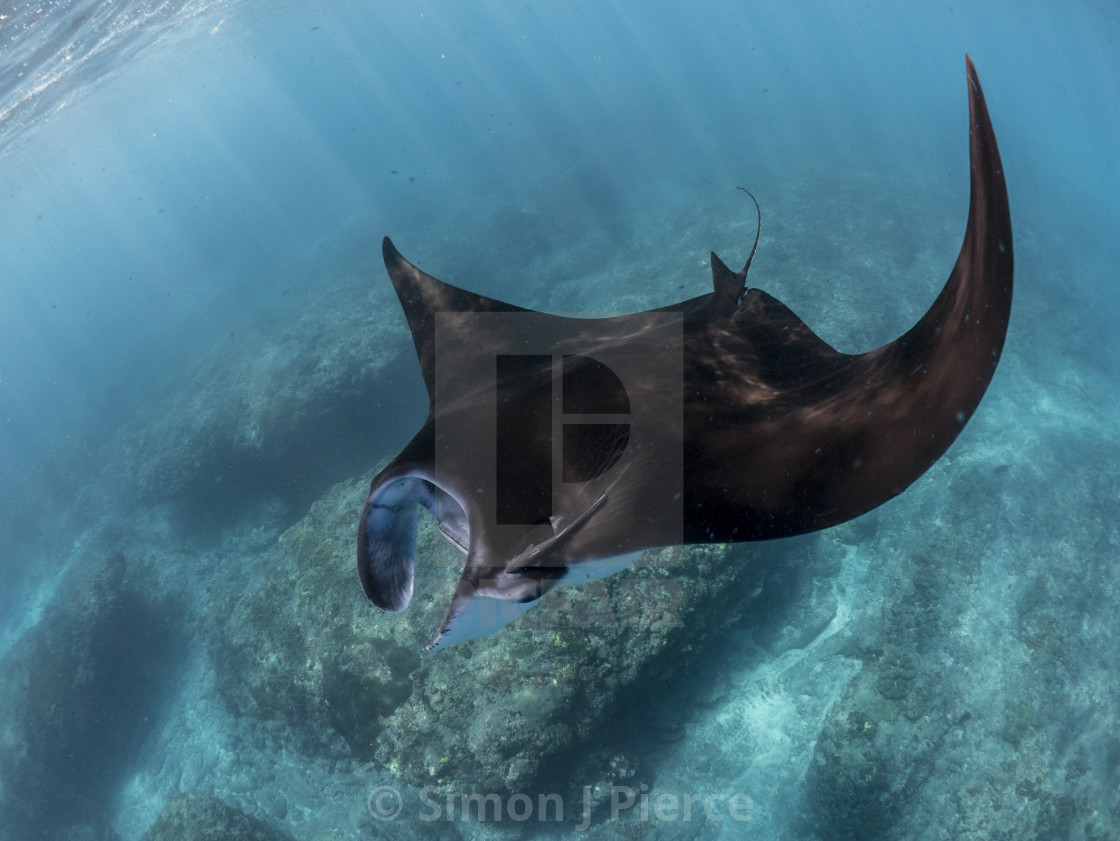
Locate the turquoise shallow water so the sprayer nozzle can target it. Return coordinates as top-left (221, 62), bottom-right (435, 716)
top-left (0, 2), bottom-right (1118, 839)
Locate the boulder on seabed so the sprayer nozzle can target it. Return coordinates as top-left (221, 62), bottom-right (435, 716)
top-left (0, 550), bottom-right (184, 840)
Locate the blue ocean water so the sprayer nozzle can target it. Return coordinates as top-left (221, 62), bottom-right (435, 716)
top-left (1, 1), bottom-right (1118, 839)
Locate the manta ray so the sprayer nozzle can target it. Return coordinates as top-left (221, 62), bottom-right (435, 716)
top-left (358, 57), bottom-right (1012, 651)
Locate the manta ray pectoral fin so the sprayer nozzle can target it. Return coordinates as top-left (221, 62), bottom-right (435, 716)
top-left (503, 493), bottom-right (608, 574)
top-left (684, 54), bottom-right (1012, 538)
top-left (382, 237), bottom-right (532, 402)
top-left (423, 589), bottom-right (537, 652)
top-left (418, 493), bottom-right (612, 651)
top-left (424, 558), bottom-right (547, 652)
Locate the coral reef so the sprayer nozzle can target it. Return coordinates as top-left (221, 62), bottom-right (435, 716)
top-left (875, 648), bottom-right (917, 701)
top-left (804, 707), bottom-right (900, 841)
top-left (17, 158), bottom-right (1111, 841)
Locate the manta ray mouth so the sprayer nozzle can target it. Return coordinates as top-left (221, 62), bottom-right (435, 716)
top-left (360, 471), bottom-right (641, 651)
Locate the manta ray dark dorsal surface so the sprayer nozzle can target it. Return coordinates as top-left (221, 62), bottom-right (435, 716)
top-left (682, 55), bottom-right (1013, 540)
top-left (358, 55), bottom-right (1012, 650)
